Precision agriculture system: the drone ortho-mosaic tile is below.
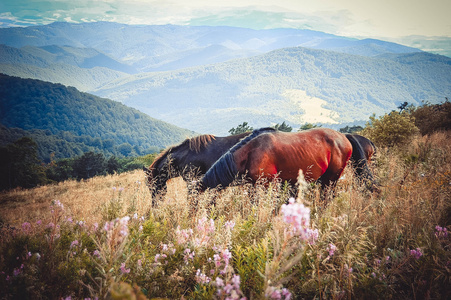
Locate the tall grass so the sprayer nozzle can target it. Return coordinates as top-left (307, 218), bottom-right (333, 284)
top-left (0, 132), bottom-right (450, 299)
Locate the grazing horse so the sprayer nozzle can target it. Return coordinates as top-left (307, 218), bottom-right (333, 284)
top-left (345, 134), bottom-right (376, 163)
top-left (201, 128), bottom-right (372, 192)
top-left (345, 134), bottom-right (376, 187)
top-left (143, 128), bottom-right (276, 203)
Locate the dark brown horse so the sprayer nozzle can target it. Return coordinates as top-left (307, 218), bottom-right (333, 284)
top-left (144, 128), bottom-right (276, 203)
top-left (346, 134), bottom-right (376, 162)
top-left (201, 128), bottom-right (373, 191)
top-left (345, 133), bottom-right (376, 186)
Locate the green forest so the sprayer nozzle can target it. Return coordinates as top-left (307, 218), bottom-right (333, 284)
top-left (0, 135), bottom-right (156, 191)
top-left (0, 74), bottom-right (194, 161)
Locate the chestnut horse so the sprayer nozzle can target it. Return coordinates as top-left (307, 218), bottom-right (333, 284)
top-left (201, 128), bottom-right (373, 191)
top-left (144, 128), bottom-right (276, 203)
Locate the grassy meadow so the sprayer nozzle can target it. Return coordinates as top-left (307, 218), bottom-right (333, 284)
top-left (0, 131), bottom-right (450, 299)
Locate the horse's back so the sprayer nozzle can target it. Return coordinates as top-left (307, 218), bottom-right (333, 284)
top-left (236, 128), bottom-right (352, 183)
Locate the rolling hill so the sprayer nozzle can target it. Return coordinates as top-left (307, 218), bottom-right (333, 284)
top-left (1, 22), bottom-right (449, 135)
top-left (0, 44), bottom-right (131, 91)
top-left (94, 47), bottom-right (451, 134)
top-left (0, 74), bottom-right (194, 161)
top-left (0, 22), bottom-right (421, 73)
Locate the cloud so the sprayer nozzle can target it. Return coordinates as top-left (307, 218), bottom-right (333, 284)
top-left (0, 0), bottom-right (450, 38)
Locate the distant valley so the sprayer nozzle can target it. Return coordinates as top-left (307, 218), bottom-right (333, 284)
top-left (1, 22), bottom-right (450, 135)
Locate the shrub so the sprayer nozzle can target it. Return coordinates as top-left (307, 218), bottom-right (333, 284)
top-left (361, 111), bottom-right (420, 147)
top-left (411, 100), bottom-right (451, 135)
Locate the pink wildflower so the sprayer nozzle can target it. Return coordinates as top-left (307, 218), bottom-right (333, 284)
top-left (281, 198), bottom-right (317, 242)
top-left (52, 200), bottom-right (64, 210)
top-left (197, 217), bottom-right (215, 234)
top-left (70, 240), bottom-right (79, 248)
top-left (215, 274), bottom-right (246, 299)
top-left (21, 222), bottom-right (31, 233)
top-left (215, 277), bottom-right (224, 287)
top-left (435, 226), bottom-right (448, 239)
top-left (410, 248), bottom-right (423, 260)
top-left (306, 228), bottom-right (319, 245)
top-left (120, 263), bottom-right (130, 274)
top-left (175, 226), bottom-right (193, 245)
top-left (195, 269), bottom-right (211, 284)
top-left (225, 220), bottom-right (236, 230)
top-left (154, 254), bottom-right (161, 263)
top-left (266, 286), bottom-right (292, 300)
top-left (47, 222), bottom-right (55, 229)
top-left (212, 248), bottom-right (232, 274)
top-left (183, 248), bottom-right (195, 263)
top-left (327, 243), bottom-right (337, 256)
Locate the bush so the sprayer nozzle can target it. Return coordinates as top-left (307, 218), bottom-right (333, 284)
top-left (411, 100), bottom-right (451, 135)
top-left (361, 111), bottom-right (420, 147)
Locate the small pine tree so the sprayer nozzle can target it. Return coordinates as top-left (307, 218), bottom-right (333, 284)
top-left (273, 121), bottom-right (292, 132)
top-left (229, 122), bottom-right (253, 135)
top-left (299, 123), bottom-right (321, 131)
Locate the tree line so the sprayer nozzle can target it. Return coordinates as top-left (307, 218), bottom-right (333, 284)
top-left (0, 137), bottom-right (155, 191)
top-left (0, 100), bottom-right (448, 192)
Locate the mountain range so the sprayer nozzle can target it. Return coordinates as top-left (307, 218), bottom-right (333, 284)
top-left (1, 22), bottom-right (450, 135)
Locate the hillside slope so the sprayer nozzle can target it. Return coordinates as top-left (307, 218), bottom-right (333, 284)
top-left (0, 74), bottom-right (194, 158)
top-left (0, 44), bottom-right (130, 91)
top-left (0, 22), bottom-right (421, 73)
top-left (94, 47), bottom-right (451, 134)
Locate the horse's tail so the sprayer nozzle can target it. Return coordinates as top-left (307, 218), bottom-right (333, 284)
top-left (202, 127), bottom-right (276, 189)
top-left (345, 134), bottom-right (375, 189)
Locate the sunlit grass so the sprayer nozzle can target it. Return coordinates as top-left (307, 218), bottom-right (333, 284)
top-left (0, 132), bottom-right (450, 299)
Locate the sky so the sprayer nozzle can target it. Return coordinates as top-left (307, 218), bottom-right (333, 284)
top-left (0, 0), bottom-right (450, 39)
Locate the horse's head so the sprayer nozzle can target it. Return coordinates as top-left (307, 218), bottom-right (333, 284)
top-left (144, 151), bottom-right (174, 204)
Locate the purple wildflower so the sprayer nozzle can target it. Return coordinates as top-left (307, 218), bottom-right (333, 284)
top-left (70, 240), bottom-right (79, 249)
top-left (21, 222), bottom-right (31, 233)
top-left (435, 226), bottom-right (448, 239)
top-left (410, 248), bottom-right (423, 260)
top-left (327, 243), bottom-right (337, 256)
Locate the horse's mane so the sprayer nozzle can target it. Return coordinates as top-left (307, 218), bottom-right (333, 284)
top-left (188, 134), bottom-right (216, 152)
top-left (148, 134), bottom-right (216, 171)
top-left (228, 127), bottom-right (276, 154)
top-left (202, 127), bottom-right (276, 188)
top-left (149, 150), bottom-right (167, 171)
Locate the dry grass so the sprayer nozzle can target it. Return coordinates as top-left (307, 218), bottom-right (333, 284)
top-left (0, 132), bottom-right (450, 299)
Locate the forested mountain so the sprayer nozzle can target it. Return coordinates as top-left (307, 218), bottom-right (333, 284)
top-left (1, 22), bottom-right (449, 135)
top-left (0, 74), bottom-right (194, 161)
top-left (94, 47), bottom-right (451, 134)
top-left (0, 44), bottom-right (130, 91)
top-left (0, 22), bottom-right (420, 73)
